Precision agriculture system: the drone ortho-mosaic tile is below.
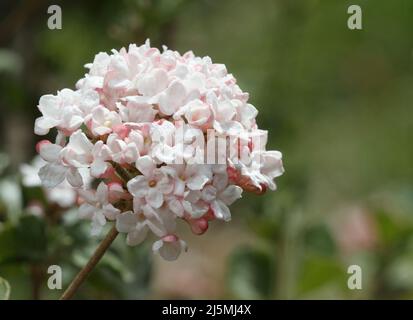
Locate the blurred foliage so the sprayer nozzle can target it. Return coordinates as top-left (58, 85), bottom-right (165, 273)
top-left (0, 277), bottom-right (11, 300)
top-left (0, 155), bottom-right (152, 299)
top-left (0, 0), bottom-right (412, 299)
top-left (227, 246), bottom-right (275, 299)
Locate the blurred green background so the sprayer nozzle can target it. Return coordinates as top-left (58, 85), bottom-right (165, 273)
top-left (0, 0), bottom-right (413, 299)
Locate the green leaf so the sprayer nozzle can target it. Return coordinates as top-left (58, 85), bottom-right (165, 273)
top-left (0, 277), bottom-right (11, 300)
top-left (304, 224), bottom-right (336, 256)
top-left (227, 246), bottom-right (275, 299)
top-left (375, 209), bottom-right (410, 246)
top-left (0, 50), bottom-right (22, 75)
top-left (297, 256), bottom-right (346, 295)
top-left (0, 215), bottom-right (47, 265)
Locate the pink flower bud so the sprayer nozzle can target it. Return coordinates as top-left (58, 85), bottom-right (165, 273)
top-left (35, 140), bottom-right (51, 154)
top-left (113, 124), bottom-right (130, 139)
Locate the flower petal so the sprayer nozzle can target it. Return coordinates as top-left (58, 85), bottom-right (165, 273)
top-left (116, 211), bottom-right (138, 233)
top-left (66, 167), bottom-right (83, 187)
top-left (136, 155), bottom-right (156, 177)
top-left (38, 94), bottom-right (61, 118)
top-left (127, 176), bottom-right (148, 197)
top-left (68, 130), bottom-right (93, 154)
top-left (79, 203), bottom-right (95, 219)
top-left (146, 188), bottom-right (163, 208)
top-left (187, 174), bottom-right (209, 190)
top-left (102, 203), bottom-right (120, 220)
top-left (153, 238), bottom-right (186, 261)
top-left (211, 200), bottom-right (231, 222)
top-left (126, 225), bottom-right (148, 246)
top-left (39, 143), bottom-right (62, 162)
top-left (38, 163), bottom-right (66, 188)
top-left (219, 185), bottom-right (242, 206)
top-left (96, 182), bottom-right (108, 204)
top-left (91, 211), bottom-right (106, 236)
top-left (168, 198), bottom-right (184, 217)
top-left (158, 81), bottom-right (186, 115)
top-left (90, 158), bottom-right (108, 177)
top-left (34, 117), bottom-right (60, 135)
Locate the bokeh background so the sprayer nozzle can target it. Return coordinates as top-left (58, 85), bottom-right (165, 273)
top-left (0, 0), bottom-right (412, 299)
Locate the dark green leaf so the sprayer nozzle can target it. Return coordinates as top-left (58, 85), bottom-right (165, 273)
top-left (0, 215), bottom-right (47, 265)
top-left (227, 246), bottom-right (275, 299)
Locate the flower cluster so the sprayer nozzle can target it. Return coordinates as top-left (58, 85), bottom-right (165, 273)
top-left (34, 40), bottom-right (284, 260)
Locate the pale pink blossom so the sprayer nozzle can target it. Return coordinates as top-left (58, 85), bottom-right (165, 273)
top-left (34, 39), bottom-right (284, 261)
top-left (60, 130), bottom-right (111, 178)
top-left (127, 156), bottom-right (173, 209)
top-left (37, 140), bottom-right (83, 188)
top-left (78, 182), bottom-right (120, 235)
top-left (153, 235), bottom-right (188, 261)
top-left (88, 105), bottom-right (122, 136)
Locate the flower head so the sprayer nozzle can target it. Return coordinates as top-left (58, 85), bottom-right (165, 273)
top-left (34, 40), bottom-right (284, 260)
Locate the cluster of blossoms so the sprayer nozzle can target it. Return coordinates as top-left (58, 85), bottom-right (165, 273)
top-left (34, 40), bottom-right (284, 261)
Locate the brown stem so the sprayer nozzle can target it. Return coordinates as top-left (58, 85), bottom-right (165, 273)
top-left (60, 225), bottom-right (119, 300)
top-left (112, 162), bottom-right (134, 183)
top-left (30, 264), bottom-right (43, 300)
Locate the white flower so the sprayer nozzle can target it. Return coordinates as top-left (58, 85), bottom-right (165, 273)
top-left (149, 120), bottom-right (176, 163)
top-left (127, 156), bottom-right (173, 209)
top-left (158, 80), bottom-right (187, 116)
top-left (106, 133), bottom-right (139, 164)
top-left (259, 150), bottom-right (285, 190)
top-left (236, 150), bottom-right (284, 192)
top-left (61, 130), bottom-right (111, 178)
top-left (116, 202), bottom-right (177, 249)
top-left (179, 190), bottom-right (209, 219)
top-left (78, 182), bottom-right (120, 235)
top-left (173, 99), bottom-right (212, 130)
top-left (118, 98), bottom-right (157, 123)
top-left (152, 235), bottom-right (188, 261)
top-left (85, 52), bottom-right (110, 77)
top-left (116, 211), bottom-right (149, 246)
top-left (37, 140), bottom-right (83, 188)
top-left (119, 203), bottom-right (187, 261)
top-left (136, 68), bottom-right (169, 97)
top-left (35, 89), bottom-right (83, 135)
top-left (88, 106), bottom-right (122, 136)
top-left (34, 89), bottom-right (95, 135)
top-left (168, 164), bottom-right (212, 192)
top-left (201, 170), bottom-right (242, 221)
